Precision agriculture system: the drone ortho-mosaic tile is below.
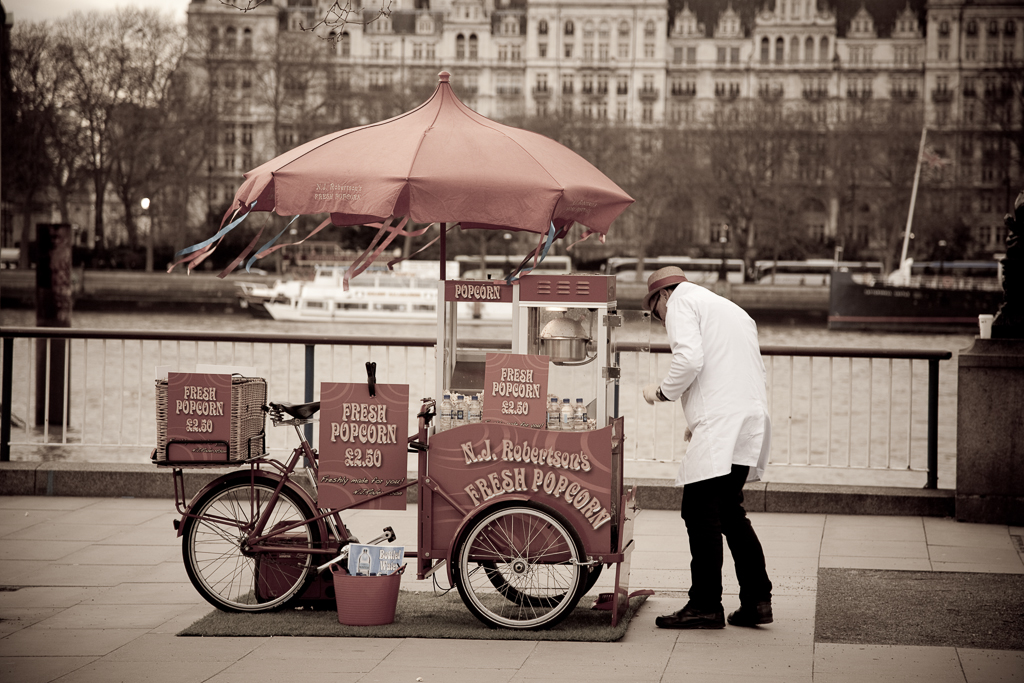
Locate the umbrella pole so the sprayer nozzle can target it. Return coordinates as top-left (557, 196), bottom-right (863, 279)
top-left (439, 223), bottom-right (447, 280)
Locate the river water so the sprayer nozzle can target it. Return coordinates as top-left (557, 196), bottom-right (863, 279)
top-left (2, 308), bottom-right (975, 489)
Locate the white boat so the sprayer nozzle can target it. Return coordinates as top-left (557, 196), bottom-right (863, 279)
top-left (238, 262), bottom-right (455, 323)
top-left (238, 256), bottom-right (573, 324)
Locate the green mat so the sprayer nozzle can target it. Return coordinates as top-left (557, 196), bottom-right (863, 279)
top-left (815, 568), bottom-right (1024, 651)
top-left (180, 590), bottom-right (649, 642)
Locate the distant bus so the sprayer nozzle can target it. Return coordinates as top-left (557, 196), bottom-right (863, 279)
top-left (754, 260), bottom-right (884, 286)
top-left (606, 256), bottom-right (745, 285)
top-left (455, 254), bottom-right (572, 280)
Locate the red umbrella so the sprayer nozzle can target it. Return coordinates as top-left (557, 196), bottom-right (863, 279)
top-left (234, 72), bottom-right (632, 236)
top-left (173, 72), bottom-right (632, 276)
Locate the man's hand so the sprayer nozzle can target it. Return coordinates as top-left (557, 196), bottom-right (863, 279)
top-left (643, 384), bottom-right (662, 405)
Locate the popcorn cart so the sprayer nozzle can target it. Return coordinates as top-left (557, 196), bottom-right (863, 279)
top-left (420, 271), bottom-right (648, 628)
top-left (156, 71), bottom-right (642, 630)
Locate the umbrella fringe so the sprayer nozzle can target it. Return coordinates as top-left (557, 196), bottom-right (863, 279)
top-left (167, 201), bottom-right (256, 275)
top-left (343, 216), bottom-right (411, 291)
top-left (505, 222), bottom-right (558, 284)
top-left (386, 223), bottom-right (455, 270)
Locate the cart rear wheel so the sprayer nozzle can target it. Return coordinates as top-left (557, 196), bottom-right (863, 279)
top-left (454, 503), bottom-right (586, 629)
top-left (182, 477), bottom-right (321, 612)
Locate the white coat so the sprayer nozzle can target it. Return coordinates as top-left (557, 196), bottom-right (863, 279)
top-left (659, 282), bottom-right (771, 486)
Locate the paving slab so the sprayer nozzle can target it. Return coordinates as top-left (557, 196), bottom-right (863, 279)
top-left (0, 655), bottom-right (97, 683)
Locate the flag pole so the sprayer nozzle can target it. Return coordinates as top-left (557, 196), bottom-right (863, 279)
top-left (899, 126), bottom-right (929, 274)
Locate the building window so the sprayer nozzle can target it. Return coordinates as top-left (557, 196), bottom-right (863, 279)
top-left (341, 32), bottom-right (350, 57)
top-left (564, 43), bottom-right (573, 58)
top-left (717, 46), bottom-right (726, 64)
top-left (819, 37), bottom-right (829, 62)
top-left (790, 36), bottom-right (800, 63)
top-left (775, 37), bottom-right (784, 63)
top-left (939, 20), bottom-right (950, 37)
top-left (642, 103), bottom-right (653, 123)
top-left (538, 20), bottom-right (548, 35)
top-left (619, 42), bottom-right (630, 59)
top-left (731, 47), bottom-right (739, 64)
top-left (539, 42), bottom-right (547, 58)
top-left (966, 20), bottom-right (977, 37)
top-left (760, 37), bottom-right (769, 64)
top-left (565, 20), bottom-right (574, 36)
top-left (469, 35), bottom-right (478, 59)
top-left (598, 73), bottom-right (608, 94)
top-left (645, 42), bottom-right (654, 59)
top-left (1005, 20), bottom-right (1016, 36)
top-left (456, 34), bottom-right (465, 60)
top-left (988, 20), bottom-right (999, 37)
top-left (499, 45), bottom-right (508, 61)
top-left (673, 46), bottom-right (683, 64)
top-left (561, 74), bottom-right (573, 94)
top-left (599, 43), bottom-right (609, 61)
top-left (617, 101), bottom-right (628, 120)
top-left (242, 28), bottom-right (252, 54)
top-left (617, 77), bottom-right (628, 95)
top-left (645, 20), bottom-right (655, 38)
top-left (583, 43), bottom-right (593, 61)
top-left (687, 46), bottom-right (696, 64)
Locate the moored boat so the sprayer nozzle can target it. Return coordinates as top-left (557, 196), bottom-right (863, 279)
top-left (828, 262), bottom-right (1004, 333)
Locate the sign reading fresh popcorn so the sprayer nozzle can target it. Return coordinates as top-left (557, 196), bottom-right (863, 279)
top-left (165, 372), bottom-right (232, 461)
top-left (318, 382), bottom-right (409, 510)
top-left (482, 353), bottom-right (549, 428)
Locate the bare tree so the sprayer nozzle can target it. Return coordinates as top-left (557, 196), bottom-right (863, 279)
top-left (107, 12), bottom-right (187, 251)
top-left (219, 0), bottom-right (393, 35)
top-left (5, 22), bottom-right (59, 268)
top-left (698, 101), bottom-right (796, 276)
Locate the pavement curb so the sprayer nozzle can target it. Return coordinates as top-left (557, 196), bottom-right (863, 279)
top-left (0, 462), bottom-right (955, 517)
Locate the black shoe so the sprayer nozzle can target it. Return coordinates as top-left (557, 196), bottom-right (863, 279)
top-left (727, 601), bottom-right (773, 627)
top-left (655, 604), bottom-right (725, 630)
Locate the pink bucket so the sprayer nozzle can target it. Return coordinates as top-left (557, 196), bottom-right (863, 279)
top-left (331, 564), bottom-right (404, 626)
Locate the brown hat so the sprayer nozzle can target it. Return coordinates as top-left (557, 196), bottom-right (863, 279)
top-left (642, 266), bottom-right (689, 312)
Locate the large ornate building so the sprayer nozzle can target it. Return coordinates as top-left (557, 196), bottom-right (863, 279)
top-left (185, 0), bottom-right (1023, 263)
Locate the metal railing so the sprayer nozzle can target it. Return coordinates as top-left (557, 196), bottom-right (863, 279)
top-left (1, 327), bottom-right (952, 488)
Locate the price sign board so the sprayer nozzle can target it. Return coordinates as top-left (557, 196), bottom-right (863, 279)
top-left (318, 382), bottom-right (409, 510)
top-left (165, 372), bottom-right (232, 461)
top-left (482, 353), bottom-right (549, 428)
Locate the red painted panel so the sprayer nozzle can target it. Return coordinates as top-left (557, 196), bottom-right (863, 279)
top-left (318, 382), bottom-right (409, 510)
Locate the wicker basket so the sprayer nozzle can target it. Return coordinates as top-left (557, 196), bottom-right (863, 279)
top-left (154, 375), bottom-right (266, 462)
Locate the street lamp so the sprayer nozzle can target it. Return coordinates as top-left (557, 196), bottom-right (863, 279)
top-left (718, 224), bottom-right (729, 282)
top-left (141, 197), bottom-right (152, 272)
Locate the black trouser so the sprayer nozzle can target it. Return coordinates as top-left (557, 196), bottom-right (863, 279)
top-left (680, 464), bottom-right (772, 611)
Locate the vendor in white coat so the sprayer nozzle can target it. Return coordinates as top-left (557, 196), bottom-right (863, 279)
top-left (641, 266), bottom-right (774, 630)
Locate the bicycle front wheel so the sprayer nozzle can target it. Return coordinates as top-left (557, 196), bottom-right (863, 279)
top-left (182, 476), bottom-right (322, 612)
top-left (454, 503), bottom-right (586, 630)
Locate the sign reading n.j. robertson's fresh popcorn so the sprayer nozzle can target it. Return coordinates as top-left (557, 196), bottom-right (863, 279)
top-left (318, 382), bottom-right (409, 510)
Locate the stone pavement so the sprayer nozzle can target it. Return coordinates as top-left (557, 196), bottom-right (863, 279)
top-left (0, 495), bottom-right (1022, 683)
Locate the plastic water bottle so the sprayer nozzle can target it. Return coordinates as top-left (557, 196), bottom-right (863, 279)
top-left (356, 547), bottom-right (371, 576)
top-left (438, 394), bottom-right (453, 432)
top-left (454, 394), bottom-right (467, 427)
top-left (468, 394), bottom-right (482, 424)
top-left (547, 397), bottom-right (560, 430)
top-left (574, 398), bottom-right (587, 431)
top-left (560, 398), bottom-right (573, 430)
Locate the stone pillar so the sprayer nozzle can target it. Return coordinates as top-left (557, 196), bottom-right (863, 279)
top-left (955, 338), bottom-right (1024, 525)
top-left (34, 223), bottom-right (72, 427)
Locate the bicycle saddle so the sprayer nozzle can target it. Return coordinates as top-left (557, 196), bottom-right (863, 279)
top-left (268, 401), bottom-right (321, 419)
